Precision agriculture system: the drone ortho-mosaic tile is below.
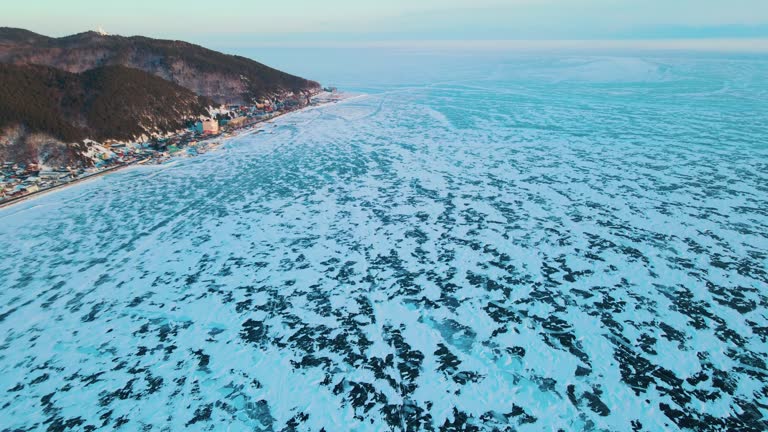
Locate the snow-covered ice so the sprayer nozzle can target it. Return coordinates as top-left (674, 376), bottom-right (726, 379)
top-left (0, 54), bottom-right (767, 431)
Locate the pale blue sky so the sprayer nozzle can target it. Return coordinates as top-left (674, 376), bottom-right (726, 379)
top-left (3, 0), bottom-right (768, 46)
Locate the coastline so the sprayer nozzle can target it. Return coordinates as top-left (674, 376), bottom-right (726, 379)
top-left (0, 92), bottom-right (352, 211)
top-left (0, 159), bottom-right (146, 210)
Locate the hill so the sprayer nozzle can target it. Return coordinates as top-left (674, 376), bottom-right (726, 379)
top-left (0, 64), bottom-right (210, 166)
top-left (0, 28), bottom-right (321, 105)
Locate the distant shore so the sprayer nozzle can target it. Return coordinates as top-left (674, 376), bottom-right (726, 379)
top-left (0, 92), bottom-right (350, 211)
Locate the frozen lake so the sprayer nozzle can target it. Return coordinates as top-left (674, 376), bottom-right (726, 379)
top-left (1, 53), bottom-right (767, 431)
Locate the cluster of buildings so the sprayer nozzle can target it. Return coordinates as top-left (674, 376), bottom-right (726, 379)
top-left (1, 163), bottom-right (76, 199)
top-left (1, 92), bottom-right (327, 205)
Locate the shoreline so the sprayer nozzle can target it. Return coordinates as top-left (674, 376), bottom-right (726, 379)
top-left (0, 159), bottom-right (146, 210)
top-left (0, 92), bottom-right (352, 211)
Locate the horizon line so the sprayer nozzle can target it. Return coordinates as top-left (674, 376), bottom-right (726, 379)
top-left (206, 38), bottom-right (768, 52)
top-left (5, 27), bottom-right (768, 53)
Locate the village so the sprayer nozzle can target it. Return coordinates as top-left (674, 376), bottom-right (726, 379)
top-left (0, 89), bottom-right (342, 206)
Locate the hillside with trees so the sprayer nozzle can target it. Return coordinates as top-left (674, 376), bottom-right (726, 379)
top-left (0, 64), bottom-right (210, 165)
top-left (0, 28), bottom-right (321, 105)
top-left (0, 64), bottom-right (210, 141)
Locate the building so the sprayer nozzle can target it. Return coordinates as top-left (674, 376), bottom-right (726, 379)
top-left (199, 119), bottom-right (219, 135)
top-left (229, 116), bottom-right (247, 128)
top-left (39, 171), bottom-right (69, 180)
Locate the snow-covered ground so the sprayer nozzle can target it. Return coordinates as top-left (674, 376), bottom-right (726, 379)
top-left (0, 55), bottom-right (767, 431)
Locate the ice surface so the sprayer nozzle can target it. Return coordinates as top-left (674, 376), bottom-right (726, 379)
top-left (0, 54), bottom-right (767, 431)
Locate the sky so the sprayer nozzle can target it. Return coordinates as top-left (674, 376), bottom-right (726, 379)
top-left (3, 0), bottom-right (768, 49)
